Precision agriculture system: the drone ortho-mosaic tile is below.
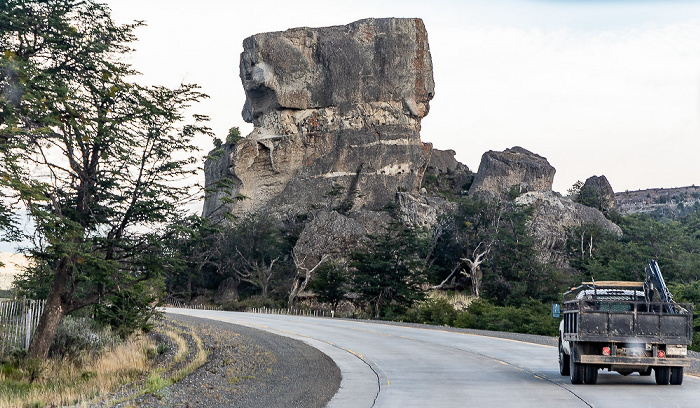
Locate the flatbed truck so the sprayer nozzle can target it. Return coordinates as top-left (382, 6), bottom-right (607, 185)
top-left (556, 260), bottom-right (693, 385)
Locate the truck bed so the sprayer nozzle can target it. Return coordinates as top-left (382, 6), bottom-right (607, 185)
top-left (562, 299), bottom-right (693, 344)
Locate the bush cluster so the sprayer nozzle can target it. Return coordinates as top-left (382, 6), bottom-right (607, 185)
top-left (49, 316), bottom-right (121, 359)
top-left (221, 296), bottom-right (287, 312)
top-left (401, 297), bottom-right (558, 337)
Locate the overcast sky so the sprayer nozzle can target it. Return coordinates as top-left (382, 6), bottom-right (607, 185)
top-left (104, 0), bottom-right (700, 195)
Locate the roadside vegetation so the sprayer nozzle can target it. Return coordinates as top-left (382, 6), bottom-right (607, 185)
top-left (0, 317), bottom-right (206, 407)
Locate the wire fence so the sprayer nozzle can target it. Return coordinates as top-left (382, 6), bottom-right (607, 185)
top-left (162, 299), bottom-right (222, 311)
top-left (244, 307), bottom-right (340, 318)
top-left (0, 297), bottom-right (46, 358)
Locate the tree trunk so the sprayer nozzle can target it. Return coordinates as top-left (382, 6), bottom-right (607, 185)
top-left (27, 259), bottom-right (71, 359)
top-left (470, 265), bottom-right (482, 298)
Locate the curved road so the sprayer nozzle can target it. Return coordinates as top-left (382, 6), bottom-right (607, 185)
top-left (167, 309), bottom-right (700, 408)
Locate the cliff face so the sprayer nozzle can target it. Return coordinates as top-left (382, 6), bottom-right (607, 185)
top-left (204, 18), bottom-right (436, 219)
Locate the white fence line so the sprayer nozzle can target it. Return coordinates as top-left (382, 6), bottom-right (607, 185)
top-left (0, 297), bottom-right (46, 358)
top-left (245, 307), bottom-right (335, 318)
top-left (162, 300), bottom-right (222, 311)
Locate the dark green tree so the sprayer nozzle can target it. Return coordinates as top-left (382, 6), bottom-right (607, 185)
top-left (1, 0), bottom-right (210, 358)
top-left (566, 211), bottom-right (700, 284)
top-left (162, 215), bottom-right (223, 302)
top-left (350, 223), bottom-right (430, 318)
top-left (308, 260), bottom-right (349, 312)
top-left (221, 213), bottom-right (293, 298)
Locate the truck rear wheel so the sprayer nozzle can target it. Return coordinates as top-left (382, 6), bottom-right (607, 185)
top-left (559, 339), bottom-right (570, 376)
top-left (655, 367), bottom-right (670, 385)
top-left (570, 353), bottom-right (584, 384)
top-left (584, 365), bottom-right (598, 384)
top-left (670, 367), bottom-right (683, 385)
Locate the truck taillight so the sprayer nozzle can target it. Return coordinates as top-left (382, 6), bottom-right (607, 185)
top-left (657, 350), bottom-right (665, 358)
top-left (602, 346), bottom-right (611, 356)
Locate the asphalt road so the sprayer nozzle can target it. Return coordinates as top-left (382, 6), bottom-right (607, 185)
top-left (166, 309), bottom-right (700, 408)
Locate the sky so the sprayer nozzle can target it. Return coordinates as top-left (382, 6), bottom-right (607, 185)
top-left (2, 0), bottom-right (700, 253)
top-left (103, 0), bottom-right (700, 196)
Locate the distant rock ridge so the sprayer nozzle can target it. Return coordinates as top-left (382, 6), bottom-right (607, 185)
top-left (616, 186), bottom-right (700, 215)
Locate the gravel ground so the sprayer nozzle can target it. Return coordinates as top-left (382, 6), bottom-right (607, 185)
top-left (94, 313), bottom-right (340, 408)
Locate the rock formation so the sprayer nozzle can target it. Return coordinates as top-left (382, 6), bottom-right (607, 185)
top-left (515, 191), bottom-right (622, 267)
top-left (423, 149), bottom-right (472, 196)
top-left (467, 147), bottom-right (621, 268)
top-left (204, 18), bottom-right (436, 219)
top-left (468, 147), bottom-right (555, 197)
top-left (579, 175), bottom-right (616, 213)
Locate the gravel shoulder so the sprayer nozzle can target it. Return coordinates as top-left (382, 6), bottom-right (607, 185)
top-left (98, 313), bottom-right (340, 408)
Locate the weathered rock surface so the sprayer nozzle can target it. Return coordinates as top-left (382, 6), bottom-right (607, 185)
top-left (240, 18), bottom-right (434, 123)
top-left (395, 192), bottom-right (455, 228)
top-left (469, 147), bottom-right (555, 196)
top-left (422, 149), bottom-right (472, 196)
top-left (515, 191), bottom-right (622, 267)
top-left (204, 18), bottom-right (436, 220)
top-left (579, 175), bottom-right (616, 213)
top-left (292, 210), bottom-right (393, 269)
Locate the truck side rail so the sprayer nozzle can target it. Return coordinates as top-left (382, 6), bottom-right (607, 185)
top-left (562, 299), bottom-right (693, 344)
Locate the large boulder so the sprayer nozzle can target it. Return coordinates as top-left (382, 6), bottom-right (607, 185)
top-left (579, 175), bottom-right (616, 213)
top-left (204, 18), bottom-right (436, 220)
top-left (469, 147), bottom-right (555, 197)
top-left (239, 18), bottom-right (434, 122)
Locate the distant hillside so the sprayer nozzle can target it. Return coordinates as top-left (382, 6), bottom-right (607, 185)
top-left (616, 186), bottom-right (700, 216)
top-left (0, 253), bottom-right (28, 290)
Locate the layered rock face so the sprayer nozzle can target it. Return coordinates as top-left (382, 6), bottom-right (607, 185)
top-left (204, 18), bottom-right (435, 219)
top-left (468, 147), bottom-right (555, 196)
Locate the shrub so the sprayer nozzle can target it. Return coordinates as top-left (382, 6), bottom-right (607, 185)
top-left (221, 296), bottom-right (285, 311)
top-left (49, 316), bottom-right (120, 359)
top-left (453, 298), bottom-right (558, 336)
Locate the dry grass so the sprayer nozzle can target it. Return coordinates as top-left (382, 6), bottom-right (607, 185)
top-left (0, 334), bottom-right (156, 408)
top-left (428, 290), bottom-right (476, 311)
top-left (166, 322), bottom-right (207, 383)
top-left (0, 319), bottom-right (209, 407)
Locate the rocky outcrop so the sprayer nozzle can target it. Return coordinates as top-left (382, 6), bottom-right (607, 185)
top-left (214, 277), bottom-right (240, 304)
top-left (204, 18), bottom-right (436, 219)
top-left (292, 210), bottom-right (393, 269)
top-left (469, 147), bottom-right (555, 197)
top-left (579, 175), bottom-right (616, 213)
top-left (515, 191), bottom-right (622, 268)
top-left (395, 192), bottom-right (455, 228)
top-left (422, 149), bottom-right (472, 196)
